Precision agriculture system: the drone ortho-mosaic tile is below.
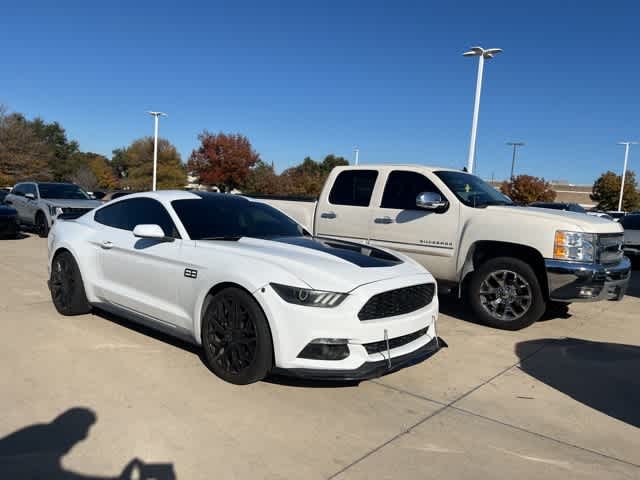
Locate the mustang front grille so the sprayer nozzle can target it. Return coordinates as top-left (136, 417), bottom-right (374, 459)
top-left (358, 283), bottom-right (435, 321)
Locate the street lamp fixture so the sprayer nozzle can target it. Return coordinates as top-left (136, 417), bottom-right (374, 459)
top-left (506, 142), bottom-right (525, 181)
top-left (463, 46), bottom-right (503, 174)
top-left (147, 111), bottom-right (168, 191)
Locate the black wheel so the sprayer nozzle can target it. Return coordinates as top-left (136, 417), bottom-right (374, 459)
top-left (468, 257), bottom-right (546, 330)
top-left (49, 251), bottom-right (91, 316)
top-left (36, 211), bottom-right (49, 238)
top-left (201, 287), bottom-right (273, 385)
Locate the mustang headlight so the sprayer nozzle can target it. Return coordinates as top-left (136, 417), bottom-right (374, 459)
top-left (270, 283), bottom-right (347, 308)
top-left (554, 231), bottom-right (595, 262)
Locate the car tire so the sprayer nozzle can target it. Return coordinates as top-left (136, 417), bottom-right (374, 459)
top-left (49, 251), bottom-right (92, 316)
top-left (36, 211), bottom-right (49, 238)
top-left (468, 257), bottom-right (545, 330)
top-left (201, 287), bottom-right (273, 385)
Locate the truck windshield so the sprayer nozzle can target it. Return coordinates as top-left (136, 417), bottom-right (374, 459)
top-left (172, 193), bottom-right (305, 240)
top-left (434, 171), bottom-right (513, 208)
top-left (38, 183), bottom-right (90, 200)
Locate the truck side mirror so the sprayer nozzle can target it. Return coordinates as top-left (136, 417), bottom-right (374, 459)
top-left (416, 192), bottom-right (448, 211)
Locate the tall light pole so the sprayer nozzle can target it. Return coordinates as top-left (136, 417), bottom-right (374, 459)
top-left (507, 142), bottom-right (525, 181)
top-left (617, 141), bottom-right (637, 212)
top-left (353, 146), bottom-right (360, 165)
top-left (463, 46), bottom-right (503, 174)
top-left (147, 111), bottom-right (167, 191)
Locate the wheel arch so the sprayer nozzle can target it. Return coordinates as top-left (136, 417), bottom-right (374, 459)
top-left (194, 281), bottom-right (278, 365)
top-left (459, 240), bottom-right (548, 299)
top-left (50, 243), bottom-right (97, 302)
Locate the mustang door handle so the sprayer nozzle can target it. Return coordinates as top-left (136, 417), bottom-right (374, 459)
top-left (101, 241), bottom-right (114, 249)
top-left (321, 211), bottom-right (337, 219)
top-left (374, 216), bottom-right (394, 224)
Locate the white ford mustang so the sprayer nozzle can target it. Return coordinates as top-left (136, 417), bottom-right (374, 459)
top-left (47, 191), bottom-right (442, 384)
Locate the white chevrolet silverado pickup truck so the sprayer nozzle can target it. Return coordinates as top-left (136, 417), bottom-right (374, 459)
top-left (256, 164), bottom-right (631, 330)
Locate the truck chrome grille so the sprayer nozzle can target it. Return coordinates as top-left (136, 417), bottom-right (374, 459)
top-left (597, 234), bottom-right (624, 265)
top-left (363, 327), bottom-right (428, 354)
top-left (358, 283), bottom-right (435, 321)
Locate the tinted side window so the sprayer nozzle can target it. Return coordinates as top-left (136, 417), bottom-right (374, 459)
top-left (381, 171), bottom-right (443, 210)
top-left (12, 185), bottom-right (26, 196)
top-left (328, 170), bottom-right (378, 207)
top-left (622, 216), bottom-right (640, 230)
top-left (24, 184), bottom-right (37, 197)
top-left (95, 198), bottom-right (179, 237)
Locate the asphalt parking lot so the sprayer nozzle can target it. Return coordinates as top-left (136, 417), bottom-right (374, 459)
top-left (0, 235), bottom-right (638, 479)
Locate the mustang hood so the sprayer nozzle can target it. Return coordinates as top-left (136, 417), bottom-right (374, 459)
top-left (196, 236), bottom-right (429, 292)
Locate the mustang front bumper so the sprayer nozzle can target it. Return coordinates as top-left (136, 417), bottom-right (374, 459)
top-left (272, 336), bottom-right (446, 381)
top-left (545, 257), bottom-right (631, 302)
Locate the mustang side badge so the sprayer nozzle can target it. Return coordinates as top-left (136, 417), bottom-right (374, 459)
top-left (184, 268), bottom-right (198, 279)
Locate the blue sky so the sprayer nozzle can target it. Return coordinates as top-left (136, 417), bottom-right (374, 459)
top-left (1, 1), bottom-right (639, 184)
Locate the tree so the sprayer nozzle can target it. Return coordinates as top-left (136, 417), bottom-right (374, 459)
top-left (71, 152), bottom-right (118, 190)
top-left (188, 132), bottom-right (260, 192)
top-left (500, 175), bottom-right (556, 205)
top-left (29, 117), bottom-right (80, 181)
top-left (0, 106), bottom-right (52, 182)
top-left (591, 170), bottom-right (640, 211)
top-left (114, 137), bottom-right (186, 190)
top-left (279, 154), bottom-right (349, 196)
top-left (241, 161), bottom-right (281, 195)
top-left (70, 164), bottom-right (98, 191)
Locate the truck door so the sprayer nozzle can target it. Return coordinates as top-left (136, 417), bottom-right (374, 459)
top-left (369, 169), bottom-right (459, 280)
top-left (314, 169), bottom-right (377, 244)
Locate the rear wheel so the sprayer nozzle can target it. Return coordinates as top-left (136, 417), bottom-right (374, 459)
top-left (36, 211), bottom-right (49, 238)
top-left (49, 251), bottom-right (91, 315)
top-left (468, 257), bottom-right (545, 330)
top-left (201, 287), bottom-right (273, 385)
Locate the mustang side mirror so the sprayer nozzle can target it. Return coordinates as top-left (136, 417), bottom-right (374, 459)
top-left (416, 192), bottom-right (448, 211)
top-left (133, 224), bottom-right (170, 240)
top-left (25, 193), bottom-right (36, 200)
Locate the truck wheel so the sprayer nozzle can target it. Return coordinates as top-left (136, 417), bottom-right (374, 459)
top-left (468, 257), bottom-right (545, 330)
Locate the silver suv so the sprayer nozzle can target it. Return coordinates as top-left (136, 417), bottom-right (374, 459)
top-left (5, 182), bottom-right (102, 237)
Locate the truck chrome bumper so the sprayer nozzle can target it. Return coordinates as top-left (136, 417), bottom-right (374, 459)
top-left (545, 257), bottom-right (631, 302)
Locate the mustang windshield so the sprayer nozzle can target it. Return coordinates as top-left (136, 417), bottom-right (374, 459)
top-left (38, 183), bottom-right (91, 200)
top-left (434, 171), bottom-right (513, 207)
top-left (172, 194), bottom-right (305, 240)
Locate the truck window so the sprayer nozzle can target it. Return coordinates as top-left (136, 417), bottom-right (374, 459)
top-left (328, 170), bottom-right (378, 207)
top-left (381, 171), bottom-right (443, 210)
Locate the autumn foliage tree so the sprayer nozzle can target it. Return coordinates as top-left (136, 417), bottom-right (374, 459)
top-left (500, 175), bottom-right (556, 205)
top-left (115, 137), bottom-right (186, 190)
top-left (277, 154), bottom-right (349, 196)
top-left (188, 132), bottom-right (260, 192)
top-left (591, 170), bottom-right (640, 211)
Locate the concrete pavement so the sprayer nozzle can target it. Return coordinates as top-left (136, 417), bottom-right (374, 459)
top-left (0, 235), bottom-right (638, 479)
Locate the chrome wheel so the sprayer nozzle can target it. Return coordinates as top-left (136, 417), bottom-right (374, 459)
top-left (479, 269), bottom-right (532, 322)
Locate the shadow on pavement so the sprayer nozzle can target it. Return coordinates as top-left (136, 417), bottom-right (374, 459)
top-left (0, 407), bottom-right (176, 479)
top-left (438, 293), bottom-right (572, 327)
top-left (515, 338), bottom-right (640, 428)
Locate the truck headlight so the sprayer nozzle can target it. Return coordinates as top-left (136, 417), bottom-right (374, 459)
top-left (554, 231), bottom-right (595, 262)
top-left (270, 283), bottom-right (347, 307)
top-left (48, 205), bottom-right (63, 217)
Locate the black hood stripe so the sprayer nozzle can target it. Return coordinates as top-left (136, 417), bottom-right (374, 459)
top-left (268, 236), bottom-right (402, 268)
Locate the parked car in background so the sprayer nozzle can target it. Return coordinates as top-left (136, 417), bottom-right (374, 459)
top-left (606, 211), bottom-right (627, 221)
top-left (5, 182), bottom-right (102, 237)
top-left (620, 214), bottom-right (640, 260)
top-left (529, 201), bottom-right (586, 213)
top-left (48, 191), bottom-right (443, 384)
top-left (101, 191), bottom-right (135, 203)
top-left (88, 191), bottom-right (106, 200)
top-left (0, 203), bottom-right (19, 238)
top-left (0, 189), bottom-right (10, 204)
top-left (259, 165), bottom-right (630, 330)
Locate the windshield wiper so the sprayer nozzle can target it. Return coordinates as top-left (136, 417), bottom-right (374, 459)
top-left (199, 236), bottom-right (243, 241)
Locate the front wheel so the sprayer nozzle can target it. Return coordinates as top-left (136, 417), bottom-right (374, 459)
top-left (468, 257), bottom-right (546, 330)
top-left (49, 251), bottom-right (91, 315)
top-left (201, 287), bottom-right (273, 385)
top-left (36, 211), bottom-right (49, 238)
